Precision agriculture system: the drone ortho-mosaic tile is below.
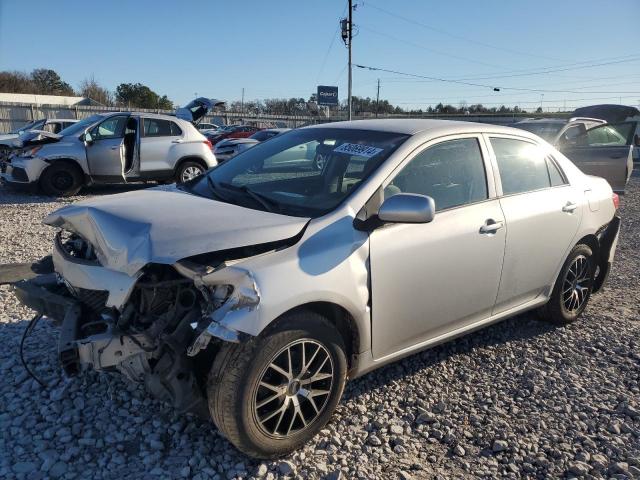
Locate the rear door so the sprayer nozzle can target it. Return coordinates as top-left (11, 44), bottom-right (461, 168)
top-left (140, 117), bottom-right (184, 173)
top-left (487, 135), bottom-right (582, 313)
top-left (557, 121), bottom-right (637, 193)
top-left (85, 115), bottom-right (129, 182)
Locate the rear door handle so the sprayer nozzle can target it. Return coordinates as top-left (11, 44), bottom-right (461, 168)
top-left (562, 201), bottom-right (578, 213)
top-left (479, 219), bottom-right (504, 234)
top-left (110, 146), bottom-right (119, 150)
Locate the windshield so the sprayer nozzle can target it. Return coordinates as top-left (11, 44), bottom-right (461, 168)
top-left (10, 119), bottom-right (45, 134)
top-left (514, 122), bottom-right (565, 141)
top-left (58, 114), bottom-right (103, 137)
top-left (184, 127), bottom-right (409, 217)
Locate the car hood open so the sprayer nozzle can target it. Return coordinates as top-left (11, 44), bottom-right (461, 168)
top-left (43, 186), bottom-right (309, 276)
top-left (175, 97), bottom-right (226, 125)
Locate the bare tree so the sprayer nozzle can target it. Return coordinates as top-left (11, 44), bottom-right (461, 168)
top-left (79, 75), bottom-right (113, 106)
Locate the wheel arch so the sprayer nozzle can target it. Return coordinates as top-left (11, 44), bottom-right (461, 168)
top-left (174, 155), bottom-right (208, 175)
top-left (268, 301), bottom-right (361, 372)
top-left (40, 158), bottom-right (87, 182)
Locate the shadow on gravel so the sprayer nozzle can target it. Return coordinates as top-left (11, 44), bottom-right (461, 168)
top-left (344, 311), bottom-right (560, 401)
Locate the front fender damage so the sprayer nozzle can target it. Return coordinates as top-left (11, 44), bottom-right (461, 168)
top-left (174, 261), bottom-right (261, 355)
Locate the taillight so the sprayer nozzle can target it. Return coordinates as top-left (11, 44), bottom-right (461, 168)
top-left (612, 193), bottom-right (620, 210)
top-left (204, 139), bottom-right (213, 150)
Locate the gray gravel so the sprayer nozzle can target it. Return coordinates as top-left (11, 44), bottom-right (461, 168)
top-left (1, 179), bottom-right (639, 480)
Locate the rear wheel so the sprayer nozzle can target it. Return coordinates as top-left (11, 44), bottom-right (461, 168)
top-left (207, 311), bottom-right (347, 458)
top-left (39, 162), bottom-right (83, 197)
top-left (176, 161), bottom-right (205, 183)
top-left (539, 244), bottom-right (595, 324)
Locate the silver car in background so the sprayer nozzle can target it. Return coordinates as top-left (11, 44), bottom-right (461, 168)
top-left (515, 117), bottom-right (637, 193)
top-left (4, 120), bottom-right (620, 458)
top-left (1, 98), bottom-right (220, 196)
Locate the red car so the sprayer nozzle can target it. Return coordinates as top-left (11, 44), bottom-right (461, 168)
top-left (205, 125), bottom-right (262, 145)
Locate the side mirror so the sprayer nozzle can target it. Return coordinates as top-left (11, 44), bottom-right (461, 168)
top-left (378, 193), bottom-right (435, 224)
top-left (83, 131), bottom-right (93, 144)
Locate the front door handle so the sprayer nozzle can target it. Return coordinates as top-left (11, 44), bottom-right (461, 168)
top-left (110, 146), bottom-right (119, 150)
top-left (172, 139), bottom-right (184, 144)
top-left (479, 219), bottom-right (504, 234)
top-left (562, 201), bottom-right (578, 213)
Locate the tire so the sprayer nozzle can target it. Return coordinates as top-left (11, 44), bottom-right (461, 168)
top-left (538, 244), bottom-right (595, 324)
top-left (39, 162), bottom-right (83, 197)
top-left (207, 311), bottom-right (347, 459)
top-left (175, 160), bottom-right (205, 183)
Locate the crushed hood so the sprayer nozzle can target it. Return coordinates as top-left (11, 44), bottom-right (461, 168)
top-left (13, 130), bottom-right (62, 148)
top-left (43, 186), bottom-right (309, 276)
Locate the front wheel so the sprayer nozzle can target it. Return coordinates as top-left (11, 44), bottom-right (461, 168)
top-left (39, 162), bottom-right (84, 197)
top-left (207, 311), bottom-right (347, 458)
top-left (538, 244), bottom-right (595, 324)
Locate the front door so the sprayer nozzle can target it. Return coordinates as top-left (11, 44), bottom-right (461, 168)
top-left (487, 135), bottom-right (582, 313)
top-left (370, 136), bottom-right (506, 360)
top-left (86, 115), bottom-right (129, 182)
top-left (557, 121), bottom-right (637, 193)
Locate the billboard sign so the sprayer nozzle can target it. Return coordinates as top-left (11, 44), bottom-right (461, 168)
top-left (317, 85), bottom-right (339, 106)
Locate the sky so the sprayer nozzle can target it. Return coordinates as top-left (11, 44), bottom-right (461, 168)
top-left (1, 0), bottom-right (639, 112)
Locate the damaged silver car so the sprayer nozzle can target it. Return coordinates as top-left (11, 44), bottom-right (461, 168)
top-left (4, 119), bottom-right (621, 458)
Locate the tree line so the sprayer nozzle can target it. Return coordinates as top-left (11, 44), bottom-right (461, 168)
top-left (0, 69), bottom-right (173, 109)
top-left (0, 68), bottom-right (539, 115)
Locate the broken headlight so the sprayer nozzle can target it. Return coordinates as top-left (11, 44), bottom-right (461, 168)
top-left (56, 230), bottom-right (98, 263)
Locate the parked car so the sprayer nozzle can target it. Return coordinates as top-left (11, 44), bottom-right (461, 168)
top-left (0, 118), bottom-right (78, 160)
top-left (515, 118), bottom-right (637, 193)
top-left (0, 98), bottom-right (220, 196)
top-left (198, 122), bottom-right (220, 131)
top-left (3, 120), bottom-right (620, 458)
top-left (514, 117), bottom-right (606, 143)
top-left (214, 128), bottom-right (290, 161)
top-left (205, 125), bottom-right (262, 145)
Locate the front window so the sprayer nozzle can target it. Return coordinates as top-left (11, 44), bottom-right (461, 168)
top-left (184, 128), bottom-right (409, 217)
top-left (385, 137), bottom-right (488, 211)
top-left (58, 114), bottom-right (103, 137)
top-left (91, 115), bottom-right (128, 140)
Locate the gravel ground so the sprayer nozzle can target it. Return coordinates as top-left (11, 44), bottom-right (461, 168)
top-left (0, 178), bottom-right (639, 480)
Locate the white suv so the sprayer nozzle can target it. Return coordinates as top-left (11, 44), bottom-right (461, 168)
top-left (1, 98), bottom-right (220, 196)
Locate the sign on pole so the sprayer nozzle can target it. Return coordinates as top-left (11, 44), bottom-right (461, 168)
top-left (317, 86), bottom-right (339, 106)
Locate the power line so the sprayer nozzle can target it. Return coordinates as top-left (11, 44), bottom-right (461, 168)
top-left (316, 4), bottom-right (348, 83)
top-left (354, 63), bottom-right (640, 95)
top-left (360, 25), bottom-right (501, 68)
top-left (365, 1), bottom-right (564, 61)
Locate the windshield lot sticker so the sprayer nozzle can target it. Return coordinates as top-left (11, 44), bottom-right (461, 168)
top-left (333, 143), bottom-right (384, 157)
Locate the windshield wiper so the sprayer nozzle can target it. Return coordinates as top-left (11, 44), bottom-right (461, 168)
top-left (218, 182), bottom-right (280, 213)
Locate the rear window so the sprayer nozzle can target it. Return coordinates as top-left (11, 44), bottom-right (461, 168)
top-left (144, 118), bottom-right (181, 137)
top-left (491, 137), bottom-right (550, 195)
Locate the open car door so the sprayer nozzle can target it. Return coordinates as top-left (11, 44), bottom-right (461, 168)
top-left (175, 97), bottom-right (226, 126)
top-left (557, 121), bottom-right (637, 193)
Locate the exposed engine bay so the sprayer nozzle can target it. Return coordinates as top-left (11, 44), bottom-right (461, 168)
top-left (6, 228), bottom-right (290, 415)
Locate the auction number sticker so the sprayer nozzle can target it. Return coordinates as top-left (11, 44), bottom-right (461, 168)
top-left (333, 143), bottom-right (383, 158)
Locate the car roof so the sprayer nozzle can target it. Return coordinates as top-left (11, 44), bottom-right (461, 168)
top-left (303, 118), bottom-right (541, 137)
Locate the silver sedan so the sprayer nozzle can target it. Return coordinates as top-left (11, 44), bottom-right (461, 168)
top-left (5, 119), bottom-right (620, 458)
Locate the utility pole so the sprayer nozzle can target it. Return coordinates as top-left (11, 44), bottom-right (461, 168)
top-left (347, 0), bottom-right (353, 120)
top-left (241, 88), bottom-right (245, 115)
top-left (375, 78), bottom-right (380, 118)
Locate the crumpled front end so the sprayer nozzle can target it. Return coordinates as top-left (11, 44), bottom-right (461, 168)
top-left (6, 222), bottom-right (298, 415)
